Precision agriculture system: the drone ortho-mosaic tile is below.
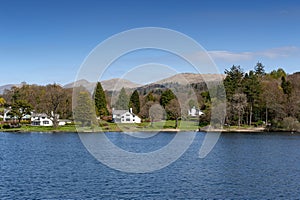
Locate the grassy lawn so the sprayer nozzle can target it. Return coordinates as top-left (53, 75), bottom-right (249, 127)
top-left (1, 124), bottom-right (77, 132)
top-left (0, 120), bottom-right (200, 133)
top-left (99, 120), bottom-right (199, 132)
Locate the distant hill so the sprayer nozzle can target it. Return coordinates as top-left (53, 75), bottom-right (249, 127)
top-left (0, 84), bottom-right (22, 94)
top-left (154, 73), bottom-right (226, 85)
top-left (63, 78), bottom-right (141, 91)
top-left (1, 73), bottom-right (225, 94)
top-left (101, 78), bottom-right (141, 91)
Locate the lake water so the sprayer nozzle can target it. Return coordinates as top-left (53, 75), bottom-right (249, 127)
top-left (1, 132), bottom-right (300, 199)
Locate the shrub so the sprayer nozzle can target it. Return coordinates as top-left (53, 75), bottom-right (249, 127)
top-left (281, 117), bottom-right (300, 131)
top-left (3, 124), bottom-right (11, 129)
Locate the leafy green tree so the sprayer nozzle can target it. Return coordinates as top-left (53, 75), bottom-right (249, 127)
top-left (9, 100), bottom-right (33, 123)
top-left (165, 99), bottom-right (181, 129)
top-left (146, 91), bottom-right (155, 102)
top-left (94, 82), bottom-right (108, 117)
top-left (74, 91), bottom-right (95, 127)
top-left (270, 68), bottom-right (286, 79)
top-left (160, 89), bottom-right (176, 108)
top-left (115, 87), bottom-right (129, 110)
top-left (129, 90), bottom-right (140, 114)
top-left (0, 97), bottom-right (6, 107)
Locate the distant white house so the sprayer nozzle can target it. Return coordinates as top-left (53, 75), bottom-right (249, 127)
top-left (112, 108), bottom-right (141, 123)
top-left (3, 108), bottom-right (12, 121)
top-left (31, 113), bottom-right (53, 126)
top-left (3, 107), bottom-right (31, 121)
top-left (188, 106), bottom-right (204, 117)
top-left (31, 113), bottom-right (72, 126)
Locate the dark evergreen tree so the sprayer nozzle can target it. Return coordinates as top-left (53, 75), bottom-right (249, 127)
top-left (281, 76), bottom-right (292, 97)
top-left (224, 65), bottom-right (244, 99)
top-left (243, 70), bottom-right (261, 125)
top-left (115, 87), bottom-right (129, 110)
top-left (94, 82), bottom-right (108, 117)
top-left (129, 90), bottom-right (140, 114)
top-left (74, 91), bottom-right (95, 127)
top-left (160, 89), bottom-right (176, 108)
top-left (254, 62), bottom-right (266, 76)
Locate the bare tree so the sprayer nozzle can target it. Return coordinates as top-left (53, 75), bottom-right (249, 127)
top-left (43, 84), bottom-right (67, 128)
top-left (149, 103), bottom-right (165, 126)
top-left (232, 93), bottom-right (247, 127)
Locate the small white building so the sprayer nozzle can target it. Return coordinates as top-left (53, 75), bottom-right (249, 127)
top-left (112, 108), bottom-right (141, 123)
top-left (188, 106), bottom-right (204, 117)
top-left (31, 113), bottom-right (53, 126)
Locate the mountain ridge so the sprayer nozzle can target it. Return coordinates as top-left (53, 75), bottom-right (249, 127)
top-left (0, 73), bottom-right (225, 94)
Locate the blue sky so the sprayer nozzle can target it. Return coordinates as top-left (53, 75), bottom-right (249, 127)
top-left (0, 0), bottom-right (300, 85)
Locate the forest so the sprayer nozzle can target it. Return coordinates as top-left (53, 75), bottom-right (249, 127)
top-left (1, 62), bottom-right (300, 131)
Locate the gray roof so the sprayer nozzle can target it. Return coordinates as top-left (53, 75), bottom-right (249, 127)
top-left (31, 113), bottom-right (48, 117)
top-left (112, 110), bottom-right (128, 115)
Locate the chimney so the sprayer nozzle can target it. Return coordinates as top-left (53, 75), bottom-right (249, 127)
top-left (129, 108), bottom-right (133, 113)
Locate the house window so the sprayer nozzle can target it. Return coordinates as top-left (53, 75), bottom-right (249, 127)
top-left (33, 121), bottom-right (40, 126)
top-left (43, 121), bottom-right (49, 125)
top-left (126, 118), bottom-right (130, 121)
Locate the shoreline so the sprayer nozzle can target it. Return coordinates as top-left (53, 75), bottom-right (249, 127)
top-left (1, 126), bottom-right (299, 134)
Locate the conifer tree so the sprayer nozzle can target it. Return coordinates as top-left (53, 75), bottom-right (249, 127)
top-left (160, 89), bottom-right (176, 108)
top-left (74, 91), bottom-right (95, 127)
top-left (129, 90), bottom-right (140, 114)
top-left (94, 82), bottom-right (108, 117)
top-left (115, 87), bottom-right (129, 110)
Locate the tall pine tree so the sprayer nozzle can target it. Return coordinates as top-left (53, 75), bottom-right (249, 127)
top-left (94, 82), bottom-right (108, 117)
top-left (115, 87), bottom-right (129, 110)
top-left (224, 65), bottom-right (244, 99)
top-left (74, 91), bottom-right (95, 127)
top-left (129, 90), bottom-right (140, 114)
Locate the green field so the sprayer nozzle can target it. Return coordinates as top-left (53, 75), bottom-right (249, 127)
top-left (0, 120), bottom-right (200, 133)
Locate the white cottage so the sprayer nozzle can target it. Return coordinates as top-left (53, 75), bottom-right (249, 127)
top-left (188, 106), bottom-right (204, 117)
top-left (31, 113), bottom-right (53, 126)
top-left (112, 108), bottom-right (141, 123)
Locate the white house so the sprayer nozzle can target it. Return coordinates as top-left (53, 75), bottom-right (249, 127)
top-left (188, 106), bottom-right (204, 117)
top-left (112, 108), bottom-right (141, 123)
top-left (3, 108), bottom-right (11, 121)
top-left (31, 113), bottom-right (53, 126)
top-left (3, 108), bottom-right (31, 121)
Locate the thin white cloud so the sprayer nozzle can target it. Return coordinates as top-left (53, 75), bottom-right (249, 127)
top-left (208, 46), bottom-right (300, 62)
top-left (208, 51), bottom-right (253, 62)
top-left (257, 46), bottom-right (300, 58)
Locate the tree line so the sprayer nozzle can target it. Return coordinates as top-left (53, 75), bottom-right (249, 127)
top-left (1, 63), bottom-right (300, 130)
top-left (224, 63), bottom-right (300, 130)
